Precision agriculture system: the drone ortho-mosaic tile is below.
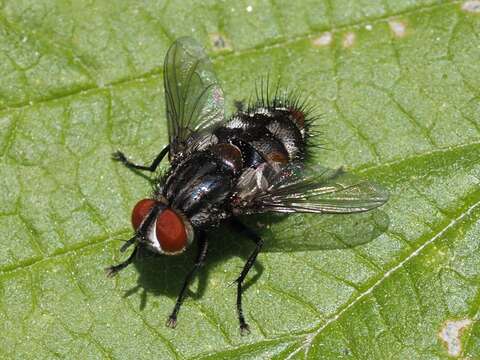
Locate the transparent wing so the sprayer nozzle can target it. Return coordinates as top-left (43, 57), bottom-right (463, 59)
top-left (164, 37), bottom-right (225, 157)
top-left (233, 163), bottom-right (389, 215)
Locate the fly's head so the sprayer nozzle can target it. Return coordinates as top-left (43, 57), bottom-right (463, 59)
top-left (131, 198), bottom-right (194, 255)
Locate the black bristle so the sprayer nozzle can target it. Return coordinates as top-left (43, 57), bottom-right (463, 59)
top-left (243, 76), bottom-right (324, 163)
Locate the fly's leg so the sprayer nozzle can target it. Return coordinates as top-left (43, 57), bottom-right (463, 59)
top-left (105, 246), bottom-right (139, 277)
top-left (107, 204), bottom-right (162, 276)
top-left (112, 145), bottom-right (170, 172)
top-left (230, 218), bottom-right (264, 335)
top-left (166, 232), bottom-right (208, 328)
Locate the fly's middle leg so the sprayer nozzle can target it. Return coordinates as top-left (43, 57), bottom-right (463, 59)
top-left (105, 246), bottom-right (139, 277)
top-left (166, 232), bottom-right (208, 328)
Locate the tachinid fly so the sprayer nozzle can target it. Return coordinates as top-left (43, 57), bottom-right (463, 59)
top-left (107, 37), bottom-right (389, 334)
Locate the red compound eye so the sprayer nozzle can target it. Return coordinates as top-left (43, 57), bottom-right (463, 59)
top-left (156, 209), bottom-right (187, 253)
top-left (131, 199), bottom-right (157, 230)
top-left (131, 199), bottom-right (188, 254)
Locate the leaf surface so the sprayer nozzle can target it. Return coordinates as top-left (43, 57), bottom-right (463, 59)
top-left (0, 1), bottom-right (479, 359)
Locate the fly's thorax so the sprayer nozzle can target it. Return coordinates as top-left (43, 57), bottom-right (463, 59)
top-left (131, 198), bottom-right (194, 255)
top-left (161, 151), bottom-right (236, 228)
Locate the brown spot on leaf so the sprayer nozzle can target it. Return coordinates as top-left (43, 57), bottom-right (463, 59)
top-left (462, 1), bottom-right (480, 13)
top-left (438, 318), bottom-right (472, 357)
top-left (312, 32), bottom-right (332, 47)
top-left (342, 32), bottom-right (355, 48)
top-left (209, 33), bottom-right (232, 52)
top-left (389, 20), bottom-right (408, 38)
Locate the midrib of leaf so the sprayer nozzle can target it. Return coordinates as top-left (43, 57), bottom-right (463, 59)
top-left (1, 140), bottom-right (478, 276)
top-left (0, 1), bottom-right (454, 114)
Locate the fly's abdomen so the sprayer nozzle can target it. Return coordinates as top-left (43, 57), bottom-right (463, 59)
top-left (216, 102), bottom-right (313, 168)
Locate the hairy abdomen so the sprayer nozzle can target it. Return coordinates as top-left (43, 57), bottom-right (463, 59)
top-left (214, 104), bottom-right (311, 168)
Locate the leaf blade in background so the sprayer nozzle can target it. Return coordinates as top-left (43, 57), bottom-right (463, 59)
top-left (0, 1), bottom-right (479, 359)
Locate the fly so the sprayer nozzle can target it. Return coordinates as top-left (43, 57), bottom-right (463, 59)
top-left (106, 37), bottom-right (389, 334)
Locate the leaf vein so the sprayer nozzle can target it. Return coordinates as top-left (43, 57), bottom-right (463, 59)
top-left (300, 195), bottom-right (480, 354)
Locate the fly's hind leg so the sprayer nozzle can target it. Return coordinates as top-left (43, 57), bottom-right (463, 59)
top-left (112, 145), bottom-right (170, 172)
top-left (230, 218), bottom-right (264, 335)
top-left (166, 232), bottom-right (208, 328)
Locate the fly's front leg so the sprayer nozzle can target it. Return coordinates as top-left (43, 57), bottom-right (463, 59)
top-left (107, 203), bottom-right (162, 277)
top-left (105, 245), bottom-right (139, 277)
top-left (166, 232), bottom-right (208, 328)
top-left (112, 145), bottom-right (170, 172)
top-left (230, 218), bottom-right (264, 335)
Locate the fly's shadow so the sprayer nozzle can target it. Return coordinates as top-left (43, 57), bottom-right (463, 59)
top-left (249, 208), bottom-right (390, 252)
top-left (121, 227), bottom-right (264, 310)
top-left (120, 209), bottom-right (388, 310)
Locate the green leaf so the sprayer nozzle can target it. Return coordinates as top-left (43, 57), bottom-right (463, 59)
top-left (1, 1), bottom-right (479, 359)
